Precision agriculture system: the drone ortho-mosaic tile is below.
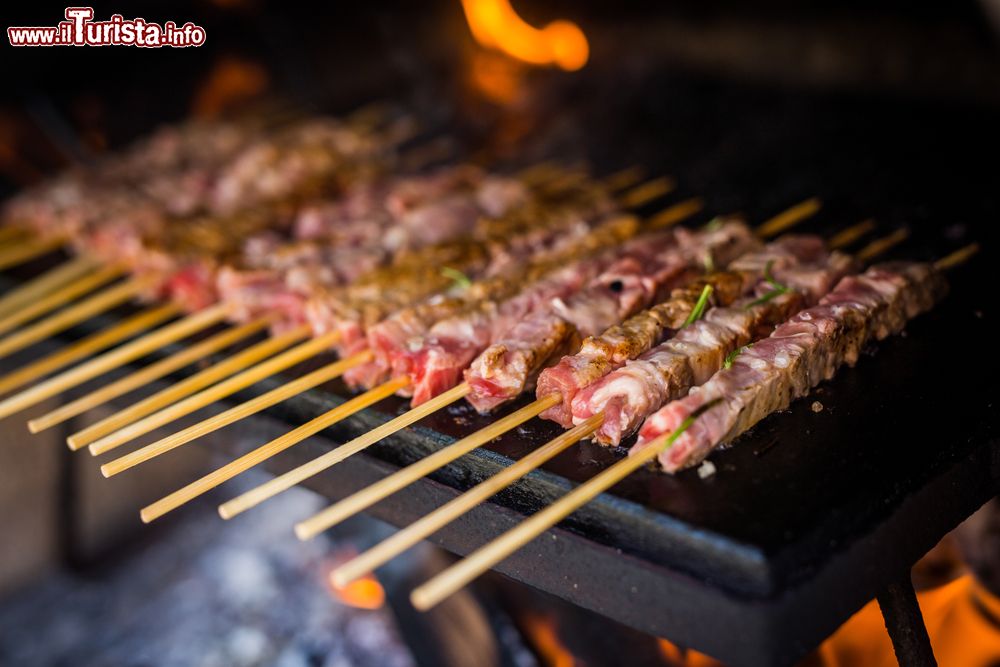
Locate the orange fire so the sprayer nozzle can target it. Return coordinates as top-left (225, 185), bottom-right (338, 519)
top-left (816, 575), bottom-right (1000, 667)
top-left (520, 612), bottom-right (575, 667)
top-left (326, 556), bottom-right (386, 610)
top-left (460, 0), bottom-right (588, 71)
top-left (653, 574), bottom-right (1000, 666)
top-left (191, 55), bottom-right (269, 119)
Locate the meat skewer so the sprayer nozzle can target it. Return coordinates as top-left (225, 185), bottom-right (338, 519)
top-left (78, 175), bottom-right (639, 458)
top-left (0, 182), bottom-right (520, 415)
top-left (631, 251), bottom-right (950, 472)
top-left (324, 227), bottom-right (899, 583)
top-left (0, 114), bottom-right (405, 386)
top-left (563, 230), bottom-right (908, 445)
top-left (61, 172), bottom-right (636, 453)
top-left (4, 155), bottom-right (608, 429)
top-left (134, 208), bottom-right (712, 521)
top-left (209, 216), bottom-right (761, 516)
top-left (298, 227), bottom-right (890, 541)
top-left (95, 200), bottom-right (673, 469)
top-left (406, 243), bottom-right (977, 611)
top-left (107, 212), bottom-right (646, 470)
top-left (211, 201), bottom-right (815, 520)
top-left (28, 175), bottom-right (616, 433)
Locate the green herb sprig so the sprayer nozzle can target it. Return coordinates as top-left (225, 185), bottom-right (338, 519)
top-left (682, 284), bottom-right (714, 328)
top-left (704, 216), bottom-right (724, 232)
top-left (723, 343), bottom-right (752, 369)
top-left (744, 260), bottom-right (791, 310)
top-left (657, 397), bottom-right (725, 453)
top-left (441, 266), bottom-right (472, 290)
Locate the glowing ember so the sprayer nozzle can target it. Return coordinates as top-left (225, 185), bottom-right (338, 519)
top-left (326, 552), bottom-right (386, 610)
top-left (460, 0), bottom-right (588, 71)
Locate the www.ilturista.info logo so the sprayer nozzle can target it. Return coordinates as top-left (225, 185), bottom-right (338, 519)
top-left (8, 7), bottom-right (206, 47)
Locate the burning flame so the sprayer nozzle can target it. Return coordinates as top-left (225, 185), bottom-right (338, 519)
top-left (460, 0), bottom-right (588, 71)
top-left (520, 613), bottom-right (575, 667)
top-left (326, 554), bottom-right (386, 610)
top-left (817, 575), bottom-right (1000, 667)
top-left (654, 574), bottom-right (1000, 665)
top-left (656, 639), bottom-right (722, 666)
top-left (192, 55), bottom-right (269, 119)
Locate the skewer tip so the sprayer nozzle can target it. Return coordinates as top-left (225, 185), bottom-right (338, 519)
top-left (26, 419), bottom-right (44, 434)
top-left (934, 242), bottom-right (980, 271)
top-left (329, 569), bottom-right (351, 589)
top-left (294, 522), bottom-right (314, 541)
top-left (218, 504), bottom-right (235, 520)
top-left (410, 587), bottom-right (436, 612)
top-left (99, 463), bottom-right (114, 478)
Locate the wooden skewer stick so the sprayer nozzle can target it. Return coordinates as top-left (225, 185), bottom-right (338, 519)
top-left (411, 416), bottom-right (652, 611)
top-left (0, 236), bottom-right (65, 272)
top-left (934, 243), bottom-right (980, 271)
top-left (88, 329), bottom-right (341, 458)
top-left (113, 348), bottom-right (374, 462)
top-left (618, 177), bottom-right (676, 209)
top-left (754, 197), bottom-right (822, 238)
top-left (408, 241), bottom-right (976, 612)
top-left (0, 227), bottom-right (28, 245)
top-left (303, 394), bottom-right (563, 542)
top-left (0, 256), bottom-right (100, 321)
top-left (68, 325), bottom-right (311, 451)
top-left (29, 316), bottom-right (273, 433)
top-left (218, 382), bottom-right (470, 519)
top-left (647, 198), bottom-right (704, 230)
top-left (0, 303), bottom-right (228, 419)
top-left (602, 166), bottom-right (646, 193)
top-left (857, 228), bottom-right (909, 263)
top-left (0, 304), bottom-right (179, 401)
top-left (334, 414), bottom-right (600, 588)
top-left (0, 265), bottom-right (125, 337)
top-left (148, 391), bottom-right (558, 525)
top-left (0, 277), bottom-right (153, 361)
top-left (139, 375), bottom-right (408, 523)
top-left (515, 162), bottom-right (563, 187)
top-left (828, 219), bottom-right (876, 250)
top-left (104, 350), bottom-right (373, 476)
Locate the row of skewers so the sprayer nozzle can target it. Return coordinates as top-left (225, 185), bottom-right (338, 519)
top-left (0, 105), bottom-right (977, 611)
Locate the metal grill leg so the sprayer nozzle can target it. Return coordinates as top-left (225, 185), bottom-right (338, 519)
top-left (877, 574), bottom-right (937, 667)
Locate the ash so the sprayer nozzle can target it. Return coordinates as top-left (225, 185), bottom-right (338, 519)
top-left (0, 481), bottom-right (415, 667)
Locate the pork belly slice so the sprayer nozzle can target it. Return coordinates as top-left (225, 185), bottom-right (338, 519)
top-left (632, 262), bottom-right (946, 472)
